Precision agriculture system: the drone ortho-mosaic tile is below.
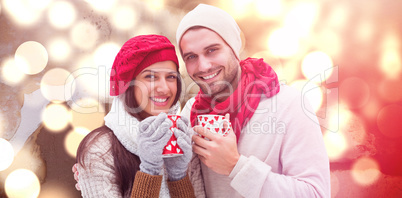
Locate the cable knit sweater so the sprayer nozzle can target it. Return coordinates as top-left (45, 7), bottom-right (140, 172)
top-left (181, 84), bottom-right (331, 197)
top-left (77, 97), bottom-right (205, 198)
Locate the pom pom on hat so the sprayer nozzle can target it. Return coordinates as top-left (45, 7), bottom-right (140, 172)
top-left (110, 35), bottom-right (179, 96)
top-left (176, 4), bottom-right (242, 60)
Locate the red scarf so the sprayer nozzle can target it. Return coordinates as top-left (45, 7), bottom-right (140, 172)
top-left (190, 58), bottom-right (280, 142)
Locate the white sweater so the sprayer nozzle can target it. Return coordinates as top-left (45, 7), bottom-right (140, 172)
top-left (181, 84), bottom-right (331, 198)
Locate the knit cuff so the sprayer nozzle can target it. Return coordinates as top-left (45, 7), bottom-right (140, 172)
top-left (131, 171), bottom-right (163, 198)
top-left (167, 174), bottom-right (195, 198)
top-left (229, 155), bottom-right (248, 179)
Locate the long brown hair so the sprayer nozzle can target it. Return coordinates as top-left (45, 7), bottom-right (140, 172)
top-left (76, 73), bottom-right (182, 196)
top-left (76, 127), bottom-right (140, 197)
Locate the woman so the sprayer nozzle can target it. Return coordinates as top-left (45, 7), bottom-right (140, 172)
top-left (75, 35), bottom-right (204, 197)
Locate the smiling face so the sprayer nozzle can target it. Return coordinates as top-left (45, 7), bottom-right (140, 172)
top-left (180, 27), bottom-right (240, 101)
top-left (133, 61), bottom-right (178, 118)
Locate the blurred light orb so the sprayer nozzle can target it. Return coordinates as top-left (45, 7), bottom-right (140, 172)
top-left (93, 43), bottom-right (119, 99)
top-left (379, 49), bottom-right (401, 79)
top-left (85, 0), bottom-right (116, 12)
top-left (65, 127), bottom-right (90, 158)
top-left (323, 131), bottom-right (348, 161)
top-left (381, 30), bottom-right (400, 51)
top-left (377, 104), bottom-right (402, 138)
top-left (302, 51), bottom-right (334, 84)
top-left (48, 38), bottom-right (72, 62)
top-left (40, 68), bottom-right (75, 102)
top-left (378, 79), bottom-right (402, 102)
top-left (48, 1), bottom-right (76, 29)
top-left (327, 3), bottom-right (350, 30)
top-left (328, 106), bottom-right (352, 133)
top-left (93, 43), bottom-right (120, 69)
top-left (339, 77), bottom-right (370, 109)
top-left (0, 138), bottom-right (14, 171)
top-left (111, 6), bottom-right (138, 31)
top-left (42, 103), bottom-right (70, 132)
top-left (284, 2), bottom-right (318, 37)
top-left (222, 0), bottom-right (252, 18)
top-left (2, 0), bottom-right (47, 27)
top-left (70, 98), bottom-right (105, 131)
top-left (316, 30), bottom-right (342, 58)
top-left (351, 157), bottom-right (381, 186)
top-left (15, 41), bottom-right (48, 75)
top-left (355, 19), bottom-right (375, 43)
top-left (146, 0), bottom-right (165, 10)
top-left (72, 67), bottom-right (101, 100)
top-left (361, 98), bottom-right (381, 121)
top-left (268, 28), bottom-right (300, 58)
top-left (290, 80), bottom-right (323, 112)
top-left (70, 21), bottom-right (99, 50)
top-left (5, 169), bottom-right (41, 198)
top-left (1, 57), bottom-right (26, 85)
top-left (255, 0), bottom-right (282, 18)
top-left (70, 97), bottom-right (105, 114)
top-left (72, 54), bottom-right (96, 72)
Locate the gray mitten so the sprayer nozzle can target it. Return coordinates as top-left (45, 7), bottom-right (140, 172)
top-left (164, 117), bottom-right (193, 181)
top-left (138, 112), bottom-right (173, 175)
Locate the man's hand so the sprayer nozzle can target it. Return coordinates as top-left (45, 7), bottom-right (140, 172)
top-left (72, 163), bottom-right (81, 191)
top-left (192, 114), bottom-right (240, 176)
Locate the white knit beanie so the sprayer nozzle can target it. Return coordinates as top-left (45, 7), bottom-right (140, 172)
top-left (176, 4), bottom-right (242, 60)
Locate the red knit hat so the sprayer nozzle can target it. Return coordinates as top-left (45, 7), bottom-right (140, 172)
top-left (110, 35), bottom-right (179, 96)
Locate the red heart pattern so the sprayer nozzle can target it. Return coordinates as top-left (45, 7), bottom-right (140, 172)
top-left (163, 115), bottom-right (184, 157)
top-left (197, 115), bottom-right (232, 137)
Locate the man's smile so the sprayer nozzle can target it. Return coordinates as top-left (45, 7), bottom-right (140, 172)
top-left (198, 69), bottom-right (221, 81)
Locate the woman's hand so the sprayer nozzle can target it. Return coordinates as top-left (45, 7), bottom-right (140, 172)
top-left (138, 112), bottom-right (172, 175)
top-left (164, 117), bottom-right (193, 181)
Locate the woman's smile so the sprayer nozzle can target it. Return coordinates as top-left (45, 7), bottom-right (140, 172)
top-left (150, 96), bottom-right (170, 106)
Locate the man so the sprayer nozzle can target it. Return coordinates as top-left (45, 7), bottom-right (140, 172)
top-left (177, 4), bottom-right (330, 197)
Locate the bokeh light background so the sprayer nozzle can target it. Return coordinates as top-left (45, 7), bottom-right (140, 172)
top-left (0, 0), bottom-right (401, 197)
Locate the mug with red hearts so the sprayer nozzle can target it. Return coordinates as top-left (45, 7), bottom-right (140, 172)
top-left (162, 115), bottom-right (184, 158)
top-left (197, 114), bottom-right (232, 137)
